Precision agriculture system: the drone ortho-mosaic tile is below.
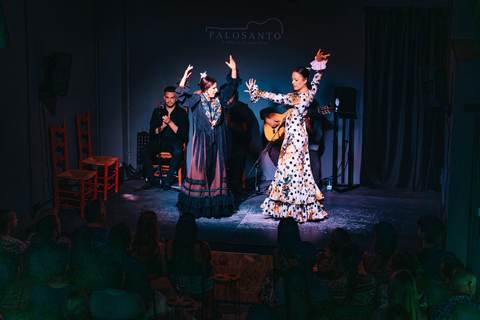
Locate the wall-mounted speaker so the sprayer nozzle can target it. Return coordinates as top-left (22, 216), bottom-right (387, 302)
top-left (41, 53), bottom-right (72, 97)
top-left (334, 87), bottom-right (357, 119)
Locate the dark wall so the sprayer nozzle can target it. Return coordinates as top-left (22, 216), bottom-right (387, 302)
top-left (0, 0), bottom-right (98, 232)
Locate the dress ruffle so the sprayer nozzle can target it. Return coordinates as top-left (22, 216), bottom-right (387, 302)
top-left (176, 192), bottom-right (235, 219)
top-left (261, 198), bottom-right (327, 223)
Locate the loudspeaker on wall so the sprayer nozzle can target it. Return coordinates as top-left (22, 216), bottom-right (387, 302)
top-left (41, 53), bottom-right (72, 97)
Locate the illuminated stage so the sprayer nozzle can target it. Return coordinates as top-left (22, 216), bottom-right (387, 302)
top-left (59, 179), bottom-right (441, 255)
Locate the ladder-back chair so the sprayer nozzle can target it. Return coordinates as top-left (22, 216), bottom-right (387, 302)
top-left (50, 120), bottom-right (98, 217)
top-left (76, 109), bottom-right (119, 200)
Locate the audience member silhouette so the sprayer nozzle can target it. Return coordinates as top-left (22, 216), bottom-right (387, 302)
top-left (63, 289), bottom-right (91, 320)
top-left (275, 241), bottom-right (332, 320)
top-left (273, 218), bottom-right (303, 282)
top-left (89, 260), bottom-right (145, 320)
top-left (29, 244), bottom-right (80, 320)
top-left (328, 242), bottom-right (377, 319)
top-left (70, 199), bottom-right (109, 291)
top-left (258, 217), bottom-right (303, 305)
top-left (0, 210), bottom-right (26, 254)
top-left (416, 215), bottom-right (455, 284)
top-left (426, 256), bottom-right (465, 314)
top-left (382, 251), bottom-right (428, 312)
top-left (0, 251), bottom-right (32, 318)
top-left (371, 269), bottom-right (426, 320)
top-left (96, 222), bottom-right (154, 311)
top-left (130, 211), bottom-right (176, 299)
top-left (24, 208), bottom-right (70, 249)
top-left (361, 221), bottom-right (397, 285)
top-left (431, 266), bottom-right (480, 319)
top-left (315, 227), bottom-right (351, 281)
top-left (166, 213), bottom-right (214, 318)
top-left (22, 214), bottom-right (69, 285)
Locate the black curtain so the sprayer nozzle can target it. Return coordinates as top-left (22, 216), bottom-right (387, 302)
top-left (361, 7), bottom-right (449, 191)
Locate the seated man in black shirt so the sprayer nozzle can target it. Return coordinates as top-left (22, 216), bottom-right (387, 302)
top-left (139, 86), bottom-right (189, 190)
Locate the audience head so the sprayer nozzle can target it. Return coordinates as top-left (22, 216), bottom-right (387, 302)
top-left (173, 213), bottom-right (198, 249)
top-left (327, 227), bottom-right (351, 254)
top-left (30, 207), bottom-right (58, 230)
top-left (388, 269), bottom-right (422, 320)
top-left (451, 267), bottom-right (476, 299)
top-left (63, 289), bottom-right (91, 320)
top-left (108, 222), bottom-right (132, 250)
top-left (36, 214), bottom-right (60, 242)
top-left (441, 256), bottom-right (464, 288)
top-left (84, 200), bottom-right (106, 225)
top-left (373, 221), bottom-right (398, 259)
top-left (132, 211), bottom-right (160, 252)
top-left (417, 215), bottom-right (445, 247)
top-left (0, 210), bottom-right (17, 234)
top-left (277, 217), bottom-right (301, 255)
top-left (388, 251), bottom-right (425, 285)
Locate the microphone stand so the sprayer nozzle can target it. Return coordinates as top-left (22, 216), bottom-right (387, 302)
top-left (243, 123), bottom-right (284, 199)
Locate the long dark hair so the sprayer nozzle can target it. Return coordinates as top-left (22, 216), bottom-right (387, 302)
top-left (293, 66), bottom-right (312, 90)
top-left (277, 217), bottom-right (302, 258)
top-left (131, 211), bottom-right (162, 264)
top-left (171, 213), bottom-right (199, 263)
top-left (340, 242), bottom-right (361, 304)
top-left (327, 227), bottom-right (351, 277)
top-left (373, 221), bottom-right (397, 261)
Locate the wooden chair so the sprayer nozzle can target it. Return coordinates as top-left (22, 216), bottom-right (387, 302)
top-left (76, 109), bottom-right (119, 200)
top-left (154, 149), bottom-right (185, 187)
top-left (50, 120), bottom-right (98, 217)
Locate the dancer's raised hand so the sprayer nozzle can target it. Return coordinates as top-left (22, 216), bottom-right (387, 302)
top-left (245, 78), bottom-right (256, 91)
top-left (225, 55), bottom-right (236, 70)
top-left (315, 49), bottom-right (330, 62)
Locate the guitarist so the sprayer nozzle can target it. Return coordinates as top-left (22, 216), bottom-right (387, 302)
top-left (261, 99), bottom-right (332, 186)
top-left (260, 104), bottom-right (288, 167)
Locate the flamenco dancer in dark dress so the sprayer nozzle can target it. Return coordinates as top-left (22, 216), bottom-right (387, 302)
top-left (175, 55), bottom-right (240, 218)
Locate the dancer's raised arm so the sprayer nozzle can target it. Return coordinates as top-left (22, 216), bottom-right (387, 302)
top-left (179, 64), bottom-right (193, 87)
top-left (225, 55), bottom-right (237, 79)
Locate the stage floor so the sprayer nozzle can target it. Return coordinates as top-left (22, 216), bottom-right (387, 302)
top-left (58, 179), bottom-right (442, 256)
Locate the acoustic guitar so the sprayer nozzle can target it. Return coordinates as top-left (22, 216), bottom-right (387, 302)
top-left (263, 104), bottom-right (334, 142)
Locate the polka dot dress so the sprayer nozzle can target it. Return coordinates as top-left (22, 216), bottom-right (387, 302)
top-left (249, 72), bottom-right (328, 222)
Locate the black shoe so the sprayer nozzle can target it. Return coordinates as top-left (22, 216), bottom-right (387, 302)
top-left (134, 183), bottom-right (155, 191)
top-left (162, 183), bottom-right (171, 191)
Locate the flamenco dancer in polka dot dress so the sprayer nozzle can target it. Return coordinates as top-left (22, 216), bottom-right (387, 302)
top-left (245, 49), bottom-right (330, 222)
